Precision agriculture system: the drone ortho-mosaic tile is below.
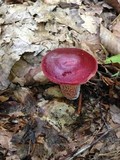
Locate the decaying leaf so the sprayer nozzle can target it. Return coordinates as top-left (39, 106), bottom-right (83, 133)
top-left (81, 15), bottom-right (102, 34)
top-left (6, 0), bottom-right (24, 4)
top-left (43, 86), bottom-right (64, 98)
top-left (54, 9), bottom-right (85, 34)
top-left (44, 0), bottom-right (82, 5)
top-left (105, 0), bottom-right (120, 13)
top-left (0, 1), bottom-right (120, 159)
top-left (0, 1), bottom-right (56, 90)
top-left (37, 100), bottom-right (77, 132)
top-left (100, 25), bottom-right (120, 55)
top-left (6, 155), bottom-right (20, 160)
top-left (9, 58), bottom-right (32, 86)
top-left (33, 71), bottom-right (48, 84)
top-left (9, 57), bottom-right (48, 85)
top-left (14, 87), bottom-right (36, 114)
top-left (110, 105), bottom-right (120, 124)
top-left (0, 0), bottom-right (104, 91)
top-left (112, 14), bottom-right (120, 38)
top-left (44, 0), bottom-right (60, 4)
top-left (0, 95), bottom-right (9, 102)
top-left (0, 130), bottom-right (13, 149)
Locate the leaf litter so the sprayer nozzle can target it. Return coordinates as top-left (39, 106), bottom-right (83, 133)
top-left (0, 0), bottom-right (120, 160)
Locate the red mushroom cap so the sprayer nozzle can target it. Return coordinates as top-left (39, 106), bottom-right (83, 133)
top-left (41, 48), bottom-right (98, 85)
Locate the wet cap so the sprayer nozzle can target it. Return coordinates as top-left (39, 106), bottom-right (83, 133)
top-left (41, 48), bottom-right (98, 85)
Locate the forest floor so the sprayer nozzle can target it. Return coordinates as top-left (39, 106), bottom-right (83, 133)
top-left (0, 0), bottom-right (120, 160)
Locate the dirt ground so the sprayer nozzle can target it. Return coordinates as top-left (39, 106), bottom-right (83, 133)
top-left (0, 0), bottom-right (120, 160)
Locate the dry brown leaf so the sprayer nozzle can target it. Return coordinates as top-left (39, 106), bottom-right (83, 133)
top-left (110, 105), bottom-right (120, 124)
top-left (105, 0), bottom-right (120, 13)
top-left (0, 0), bottom-right (103, 91)
top-left (44, 0), bottom-right (60, 4)
top-left (14, 87), bottom-right (36, 114)
top-left (54, 9), bottom-right (85, 34)
top-left (6, 0), bottom-right (24, 3)
top-left (44, 0), bottom-right (82, 5)
top-left (43, 86), bottom-right (64, 98)
top-left (9, 58), bottom-right (32, 86)
top-left (37, 100), bottom-right (77, 132)
top-left (0, 130), bottom-right (13, 149)
top-left (112, 21), bottom-right (120, 38)
top-left (100, 25), bottom-right (120, 55)
top-left (0, 95), bottom-right (9, 102)
top-left (112, 14), bottom-right (120, 38)
top-left (0, 1), bottom-right (56, 90)
top-left (81, 15), bottom-right (102, 34)
top-left (14, 87), bottom-right (34, 104)
top-left (116, 130), bottom-right (120, 138)
top-left (6, 155), bottom-right (20, 160)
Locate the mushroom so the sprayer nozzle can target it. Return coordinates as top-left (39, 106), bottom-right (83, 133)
top-left (41, 48), bottom-right (98, 100)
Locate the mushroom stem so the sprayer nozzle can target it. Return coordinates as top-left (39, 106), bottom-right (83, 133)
top-left (60, 84), bottom-right (80, 100)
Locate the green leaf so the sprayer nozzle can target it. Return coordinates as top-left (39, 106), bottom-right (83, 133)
top-left (104, 54), bottom-right (120, 64)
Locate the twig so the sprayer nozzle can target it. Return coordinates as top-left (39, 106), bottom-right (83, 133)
top-left (111, 14), bottom-right (120, 25)
top-left (66, 129), bottom-right (111, 160)
top-left (99, 104), bottom-right (110, 130)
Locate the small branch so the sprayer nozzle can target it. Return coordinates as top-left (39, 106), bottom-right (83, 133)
top-left (99, 104), bottom-right (110, 130)
top-left (66, 129), bottom-right (111, 160)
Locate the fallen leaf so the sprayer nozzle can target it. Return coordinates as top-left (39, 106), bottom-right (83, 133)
top-left (105, 0), bottom-right (120, 13)
top-left (112, 14), bottom-right (120, 38)
top-left (54, 9), bottom-right (85, 34)
top-left (14, 87), bottom-right (36, 114)
top-left (43, 86), bottom-right (64, 98)
top-left (105, 54), bottom-right (120, 64)
top-left (33, 70), bottom-right (48, 84)
top-left (100, 25), bottom-right (120, 55)
top-left (44, 0), bottom-right (82, 5)
top-left (81, 15), bottom-right (102, 34)
top-left (6, 0), bottom-right (24, 4)
top-left (0, 130), bottom-right (13, 149)
top-left (37, 100), bottom-right (77, 132)
top-left (44, 0), bottom-right (60, 4)
top-left (0, 1), bottom-right (56, 90)
top-left (0, 95), bottom-right (9, 102)
top-left (116, 130), bottom-right (120, 138)
top-left (110, 105), bottom-right (120, 124)
top-left (9, 58), bottom-right (32, 86)
top-left (6, 155), bottom-right (20, 160)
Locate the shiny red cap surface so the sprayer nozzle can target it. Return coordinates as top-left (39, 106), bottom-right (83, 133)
top-left (41, 48), bottom-right (98, 85)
